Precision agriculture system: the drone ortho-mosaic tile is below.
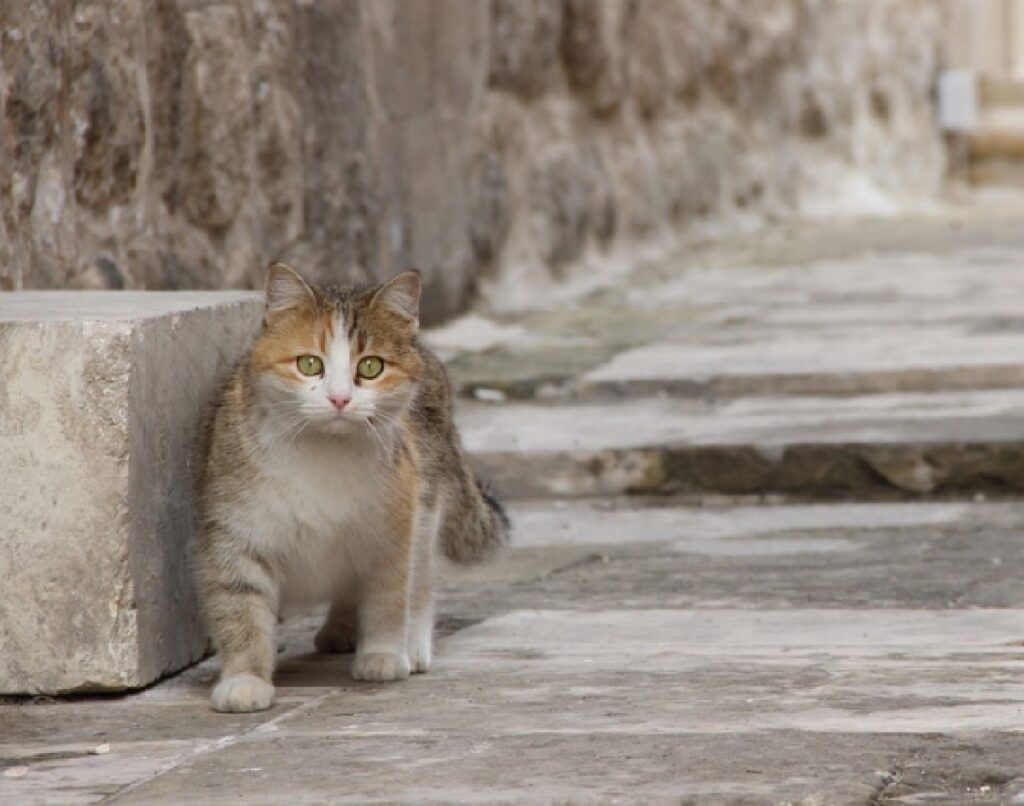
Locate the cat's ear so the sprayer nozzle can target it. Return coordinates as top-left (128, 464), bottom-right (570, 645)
top-left (371, 270), bottom-right (421, 331)
top-left (264, 263), bottom-right (315, 322)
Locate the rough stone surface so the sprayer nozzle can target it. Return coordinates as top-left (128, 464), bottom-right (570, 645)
top-left (3, 498), bottom-right (1024, 803)
top-left (0, 1), bottom-right (947, 320)
top-left (0, 292), bottom-right (261, 694)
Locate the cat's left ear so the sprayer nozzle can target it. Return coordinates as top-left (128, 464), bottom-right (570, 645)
top-left (371, 270), bottom-right (421, 331)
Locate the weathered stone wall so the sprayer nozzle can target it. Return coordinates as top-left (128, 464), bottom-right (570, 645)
top-left (0, 1), bottom-right (946, 322)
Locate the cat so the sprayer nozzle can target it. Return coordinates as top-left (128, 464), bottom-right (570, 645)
top-left (195, 264), bottom-right (509, 713)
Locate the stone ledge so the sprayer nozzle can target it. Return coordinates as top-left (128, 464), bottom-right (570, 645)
top-left (459, 390), bottom-right (1024, 499)
top-left (471, 440), bottom-right (1024, 500)
top-left (0, 291), bottom-right (261, 694)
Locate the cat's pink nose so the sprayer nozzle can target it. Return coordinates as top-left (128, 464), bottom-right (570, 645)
top-left (328, 393), bottom-right (351, 411)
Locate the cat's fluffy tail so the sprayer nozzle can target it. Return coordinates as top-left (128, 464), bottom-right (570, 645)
top-left (442, 475), bottom-right (510, 564)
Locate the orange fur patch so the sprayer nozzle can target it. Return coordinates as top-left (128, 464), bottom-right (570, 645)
top-left (252, 308), bottom-right (338, 384)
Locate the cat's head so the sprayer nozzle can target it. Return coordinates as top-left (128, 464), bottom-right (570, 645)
top-left (249, 263), bottom-right (424, 436)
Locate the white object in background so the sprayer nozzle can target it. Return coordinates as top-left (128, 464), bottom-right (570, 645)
top-left (937, 69), bottom-right (979, 132)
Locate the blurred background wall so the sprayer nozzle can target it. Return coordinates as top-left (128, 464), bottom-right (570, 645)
top-left (0, 0), bottom-right (949, 322)
top-left (944, 0), bottom-right (1024, 188)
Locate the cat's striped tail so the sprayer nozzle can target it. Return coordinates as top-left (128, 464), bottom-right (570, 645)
top-left (441, 475), bottom-right (511, 564)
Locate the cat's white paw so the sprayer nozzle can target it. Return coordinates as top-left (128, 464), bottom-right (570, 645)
top-left (408, 632), bottom-right (432, 674)
top-left (350, 651), bottom-right (410, 682)
top-left (211, 673), bottom-right (275, 713)
top-left (314, 623), bottom-right (356, 654)
top-left (405, 634), bottom-right (430, 675)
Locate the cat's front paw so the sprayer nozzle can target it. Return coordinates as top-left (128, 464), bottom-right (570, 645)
top-left (350, 651), bottom-right (410, 682)
top-left (211, 673), bottom-right (275, 713)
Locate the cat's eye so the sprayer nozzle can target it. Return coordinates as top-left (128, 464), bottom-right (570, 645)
top-left (296, 355), bottom-right (324, 376)
top-left (356, 356), bottom-right (385, 380)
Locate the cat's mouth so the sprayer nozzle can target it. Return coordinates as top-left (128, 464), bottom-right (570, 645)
top-left (317, 409), bottom-right (370, 433)
top-left (313, 419), bottom-right (354, 437)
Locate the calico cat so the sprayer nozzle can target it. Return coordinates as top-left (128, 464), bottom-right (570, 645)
top-left (196, 264), bottom-right (509, 713)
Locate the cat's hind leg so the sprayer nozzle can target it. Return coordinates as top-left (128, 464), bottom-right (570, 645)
top-left (315, 597), bottom-right (358, 654)
top-left (407, 502), bottom-right (442, 674)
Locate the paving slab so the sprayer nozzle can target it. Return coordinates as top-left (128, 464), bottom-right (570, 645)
top-left (109, 730), bottom-right (910, 805)
top-left (442, 499), bottom-right (1024, 614)
top-left (4, 498), bottom-right (1024, 803)
top-left (460, 390), bottom-right (1024, 453)
top-left (0, 292), bottom-right (261, 694)
top-left (580, 325), bottom-right (1024, 399)
top-left (506, 498), bottom-right (978, 547)
top-left (460, 389), bottom-right (1024, 498)
top-left (69, 608), bottom-right (1024, 804)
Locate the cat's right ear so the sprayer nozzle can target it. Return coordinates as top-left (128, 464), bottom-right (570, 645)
top-left (264, 263), bottom-right (314, 323)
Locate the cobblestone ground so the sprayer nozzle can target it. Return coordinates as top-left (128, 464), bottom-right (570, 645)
top-left (6, 208), bottom-right (1024, 804)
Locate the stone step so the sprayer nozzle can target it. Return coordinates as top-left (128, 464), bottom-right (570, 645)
top-left (0, 291), bottom-right (261, 695)
top-left (441, 234), bottom-right (1024, 403)
top-left (458, 339), bottom-right (1024, 403)
top-left (576, 324), bottom-right (1024, 400)
top-left (459, 389), bottom-right (1024, 499)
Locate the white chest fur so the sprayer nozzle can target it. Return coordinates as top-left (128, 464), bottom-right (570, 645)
top-left (236, 429), bottom-right (394, 606)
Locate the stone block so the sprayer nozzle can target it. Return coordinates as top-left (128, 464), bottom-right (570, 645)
top-left (0, 291), bottom-right (261, 694)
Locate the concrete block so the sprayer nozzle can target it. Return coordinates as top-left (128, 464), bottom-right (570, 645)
top-left (0, 292), bottom-right (261, 694)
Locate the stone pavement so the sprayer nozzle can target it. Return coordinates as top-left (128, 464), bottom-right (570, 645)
top-left (5, 211), bottom-right (1024, 804)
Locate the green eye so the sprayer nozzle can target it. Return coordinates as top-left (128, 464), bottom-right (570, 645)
top-left (356, 355), bottom-right (384, 380)
top-left (296, 355), bottom-right (324, 376)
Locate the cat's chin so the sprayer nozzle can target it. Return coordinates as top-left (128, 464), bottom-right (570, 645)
top-left (316, 415), bottom-right (364, 435)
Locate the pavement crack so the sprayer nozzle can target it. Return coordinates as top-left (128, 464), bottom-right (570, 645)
top-left (98, 690), bottom-right (336, 804)
top-left (547, 552), bottom-right (612, 577)
top-left (434, 614), bottom-right (485, 637)
top-left (2, 749), bottom-right (96, 768)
